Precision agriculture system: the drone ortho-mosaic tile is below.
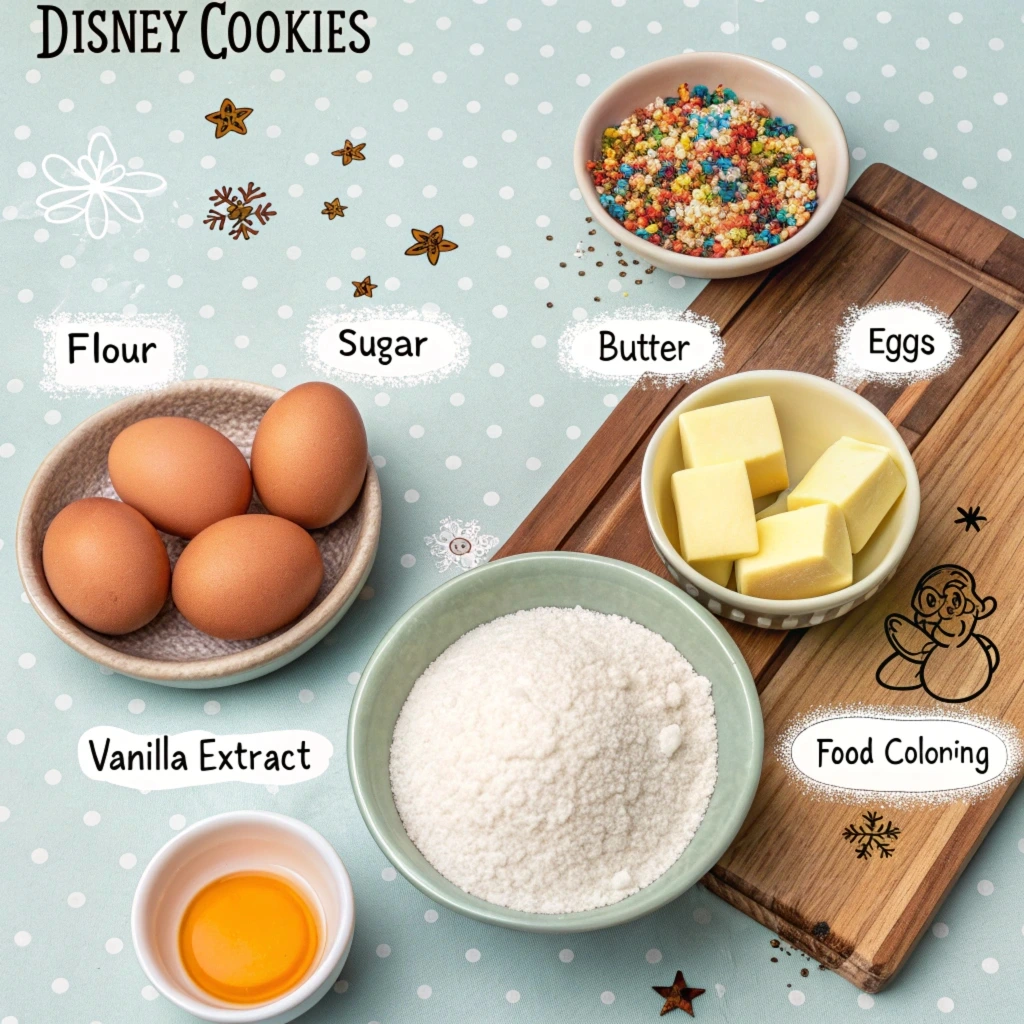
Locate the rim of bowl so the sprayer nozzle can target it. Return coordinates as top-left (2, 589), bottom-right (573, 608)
top-left (348, 549), bottom-right (763, 932)
top-left (640, 370), bottom-right (921, 617)
top-left (573, 52), bottom-right (850, 276)
top-left (131, 810), bottom-right (354, 1024)
top-left (15, 378), bottom-right (382, 684)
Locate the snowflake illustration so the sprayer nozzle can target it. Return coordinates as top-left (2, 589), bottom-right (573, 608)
top-left (425, 518), bottom-right (499, 574)
top-left (35, 131), bottom-right (167, 240)
top-left (842, 811), bottom-right (901, 859)
top-left (204, 181), bottom-right (276, 240)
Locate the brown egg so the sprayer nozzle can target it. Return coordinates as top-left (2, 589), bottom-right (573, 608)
top-left (251, 382), bottom-right (367, 529)
top-left (172, 515), bottom-right (324, 641)
top-left (108, 417), bottom-right (252, 538)
top-left (42, 497), bottom-right (170, 635)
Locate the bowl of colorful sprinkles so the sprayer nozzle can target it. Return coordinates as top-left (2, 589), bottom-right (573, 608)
top-left (575, 52), bottom-right (849, 279)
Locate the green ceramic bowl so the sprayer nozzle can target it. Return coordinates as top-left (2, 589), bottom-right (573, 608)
top-left (347, 551), bottom-right (763, 933)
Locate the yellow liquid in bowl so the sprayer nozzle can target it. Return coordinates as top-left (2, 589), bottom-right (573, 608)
top-left (179, 871), bottom-right (320, 1005)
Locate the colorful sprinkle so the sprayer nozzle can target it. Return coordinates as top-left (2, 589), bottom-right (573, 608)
top-left (588, 84), bottom-right (819, 258)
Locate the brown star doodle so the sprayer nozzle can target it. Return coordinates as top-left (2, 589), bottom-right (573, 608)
top-left (352, 276), bottom-right (377, 298)
top-left (204, 183), bottom-right (276, 241)
top-left (332, 140), bottom-right (366, 165)
top-left (321, 198), bottom-right (348, 221)
top-left (205, 98), bottom-right (253, 139)
top-left (404, 225), bottom-right (458, 266)
top-left (652, 971), bottom-right (705, 1017)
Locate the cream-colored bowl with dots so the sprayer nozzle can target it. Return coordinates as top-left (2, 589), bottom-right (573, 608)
top-left (573, 52), bottom-right (849, 279)
top-left (641, 371), bottom-right (919, 629)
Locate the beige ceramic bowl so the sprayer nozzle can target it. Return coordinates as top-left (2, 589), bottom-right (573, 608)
top-left (573, 52), bottom-right (849, 279)
top-left (17, 379), bottom-right (381, 687)
top-left (641, 371), bottom-right (920, 629)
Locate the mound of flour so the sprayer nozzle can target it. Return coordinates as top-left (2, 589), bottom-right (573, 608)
top-left (389, 606), bottom-right (718, 914)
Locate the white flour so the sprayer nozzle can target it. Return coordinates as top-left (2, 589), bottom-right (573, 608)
top-left (389, 606), bottom-right (718, 914)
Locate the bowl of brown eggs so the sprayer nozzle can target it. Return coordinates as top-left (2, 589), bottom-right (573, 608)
top-left (16, 379), bottom-right (381, 688)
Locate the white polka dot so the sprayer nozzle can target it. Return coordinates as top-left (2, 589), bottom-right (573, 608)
top-left (506, 990), bottom-right (521, 1004)
top-left (998, 148), bottom-right (1012, 162)
top-left (26, 69), bottom-right (41, 83)
top-left (14, 931), bottom-right (31, 948)
top-left (272, 364), bottom-right (287, 379)
top-left (288, 184), bottom-right (304, 198)
top-left (531, 335), bottom-right (546, 348)
top-left (600, 992), bottom-right (615, 1005)
top-left (204, 701), bottom-right (220, 715)
top-left (54, 694), bottom-right (72, 711)
top-left (356, 69), bottom-right (373, 83)
top-left (31, 848), bottom-right (48, 864)
top-left (989, 38), bottom-right (1004, 51)
top-left (409, 425), bottom-right (425, 439)
top-left (445, 456), bottom-right (462, 471)
top-left (384, 277), bottom-right (400, 291)
top-left (58, 98), bottom-right (75, 113)
top-left (400, 554), bottom-right (416, 568)
top-left (0, 443), bottom-right (15, 458)
top-left (119, 853), bottom-right (137, 869)
top-left (466, 100), bottom-right (481, 114)
top-left (569, 189), bottom-right (581, 201)
top-left (772, 37), bottom-right (787, 50)
top-left (17, 161), bottom-right (35, 179)
top-left (919, 91), bottom-right (934, 104)
top-left (2, 206), bottom-right (17, 219)
top-left (994, 92), bottom-right (1008, 105)
top-left (790, 990), bottom-right (805, 1006)
top-left (350, 126), bottom-right (367, 140)
top-left (559, 949), bottom-right (574, 963)
top-left (843, 37), bottom-right (857, 49)
top-left (847, 92), bottom-right (860, 103)
top-left (962, 177), bottom-right (977, 190)
top-left (923, 147), bottom-right (938, 160)
top-left (347, 672), bottom-right (360, 686)
top-left (234, 335), bottom-right (249, 349)
top-left (44, 768), bottom-right (61, 786)
top-left (981, 957), bottom-right (999, 973)
top-left (51, 978), bottom-right (68, 994)
top-left (645, 949), bottom-right (662, 964)
top-left (201, 153), bottom-right (216, 167)
top-left (881, 64), bottom-right (896, 77)
top-left (693, 906), bottom-right (712, 924)
top-left (199, 304), bottom-right (214, 318)
top-left (167, 274), bottom-right (183, 288)
top-left (142, 985), bottom-right (159, 1000)
top-left (567, 426), bottom-right (581, 440)
top-left (529, 394), bottom-right (544, 408)
top-left (128, 699), bottom-right (146, 715)
top-left (486, 425), bottom-right (502, 439)
top-left (469, 43), bottom-right (484, 56)
top-left (278, 305), bottom-right (293, 319)
top-left (168, 129), bottom-right (184, 143)
top-left (492, 305), bottom-right (508, 319)
top-left (67, 892), bottom-right (85, 908)
top-left (404, 490), bottom-right (420, 504)
top-left (496, 245), bottom-right (512, 258)
top-left (389, 154), bottom-right (404, 168)
top-left (538, 101), bottom-right (553, 115)
top-left (611, 45), bottom-right (626, 58)
top-left (953, 66), bottom-right (967, 79)
top-left (806, 11), bottom-right (820, 23)
top-left (105, 937), bottom-right (123, 954)
top-left (450, 392), bottom-right (465, 406)
top-left (374, 392), bottom-right (390, 407)
top-left (83, 811), bottom-right (100, 827)
top-left (937, 997), bottom-right (954, 1013)
top-left (169, 814), bottom-right (186, 831)
top-left (1003, 206), bottom-right (1017, 220)
top-left (978, 879), bottom-right (994, 895)
top-left (808, 65), bottom-right (823, 78)
top-left (417, 985), bottom-right (432, 1000)
top-left (505, 73), bottom-right (519, 85)
top-left (432, 71), bottom-right (446, 84)
top-left (884, 119), bottom-right (899, 132)
top-left (916, 37), bottom-right (930, 49)
top-left (958, 119), bottom-right (973, 133)
top-left (422, 184), bottom-right (437, 198)
top-left (535, 215), bottom-right (549, 227)
top-left (298, 689), bottom-right (315, 704)
top-left (465, 948), bottom-right (481, 962)
top-left (179, 70), bottom-right (194, 83)
top-left (350, 244), bottom-right (366, 257)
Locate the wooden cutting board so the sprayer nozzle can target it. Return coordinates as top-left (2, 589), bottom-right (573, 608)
top-left (495, 164), bottom-right (1024, 992)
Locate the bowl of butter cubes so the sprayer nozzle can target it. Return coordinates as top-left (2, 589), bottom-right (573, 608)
top-left (641, 370), bottom-right (920, 629)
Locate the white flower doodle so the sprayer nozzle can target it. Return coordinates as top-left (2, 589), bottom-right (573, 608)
top-left (35, 131), bottom-right (167, 240)
top-left (425, 518), bottom-right (499, 573)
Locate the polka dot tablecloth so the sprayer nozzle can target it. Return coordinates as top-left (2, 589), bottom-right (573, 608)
top-left (2, 1), bottom-right (1022, 1022)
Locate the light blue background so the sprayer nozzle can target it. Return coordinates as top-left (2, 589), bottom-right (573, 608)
top-left (2, 1), bottom-right (1021, 1021)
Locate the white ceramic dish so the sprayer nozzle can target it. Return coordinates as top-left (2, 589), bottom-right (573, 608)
top-left (641, 371), bottom-right (920, 629)
top-left (573, 52), bottom-right (849, 279)
top-left (132, 811), bottom-right (354, 1024)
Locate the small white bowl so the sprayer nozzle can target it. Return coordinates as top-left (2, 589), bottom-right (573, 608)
top-left (132, 812), bottom-right (354, 1024)
top-left (573, 52), bottom-right (849, 279)
top-left (641, 371), bottom-right (920, 629)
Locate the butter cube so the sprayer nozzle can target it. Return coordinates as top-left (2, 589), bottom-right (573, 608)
top-left (735, 504), bottom-right (852, 600)
top-left (787, 436), bottom-right (906, 553)
top-left (679, 396), bottom-right (789, 498)
top-left (671, 462), bottom-right (758, 581)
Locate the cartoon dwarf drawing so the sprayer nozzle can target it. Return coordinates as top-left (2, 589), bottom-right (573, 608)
top-left (876, 564), bottom-right (999, 703)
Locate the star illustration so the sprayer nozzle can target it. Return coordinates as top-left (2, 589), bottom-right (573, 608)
top-left (321, 198), bottom-right (348, 221)
top-left (652, 971), bottom-right (705, 1017)
top-left (204, 98), bottom-right (253, 139)
top-left (405, 224), bottom-right (459, 266)
top-left (352, 276), bottom-right (377, 298)
top-left (332, 140), bottom-right (366, 165)
top-left (954, 505), bottom-right (987, 533)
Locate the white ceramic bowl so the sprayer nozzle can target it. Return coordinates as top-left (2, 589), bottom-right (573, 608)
top-left (132, 812), bottom-right (354, 1024)
top-left (573, 52), bottom-right (849, 279)
top-left (641, 371), bottom-right (920, 629)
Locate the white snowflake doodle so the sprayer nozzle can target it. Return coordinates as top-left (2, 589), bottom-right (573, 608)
top-left (425, 518), bottom-right (499, 573)
top-left (35, 131), bottom-right (167, 240)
